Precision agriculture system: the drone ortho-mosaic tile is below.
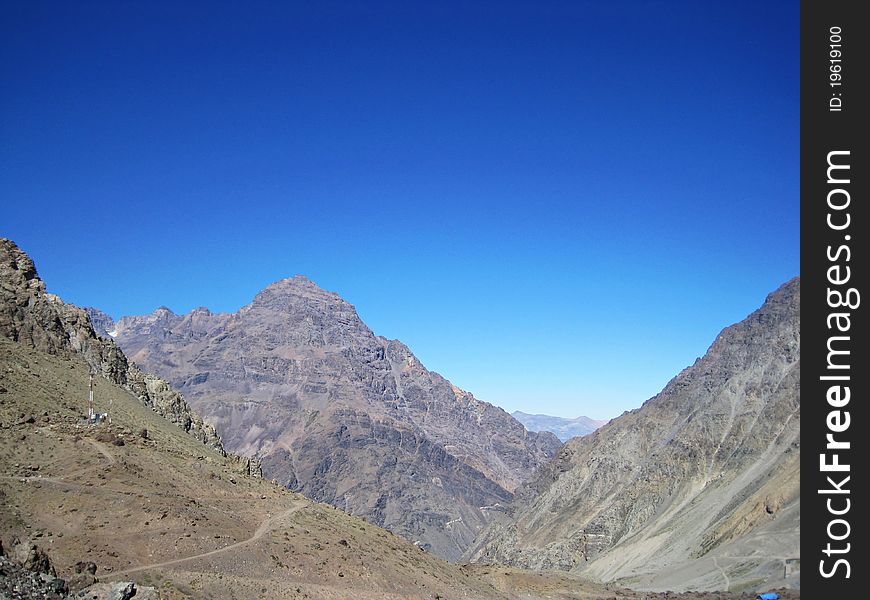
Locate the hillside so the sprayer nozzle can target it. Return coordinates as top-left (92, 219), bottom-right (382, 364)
top-left (0, 338), bottom-right (518, 599)
top-left (0, 238), bottom-right (800, 599)
top-left (0, 237), bottom-right (625, 600)
top-left (465, 279), bottom-right (801, 593)
top-left (104, 276), bottom-right (560, 560)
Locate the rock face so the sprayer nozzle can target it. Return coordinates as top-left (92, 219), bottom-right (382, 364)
top-left (0, 238), bottom-right (247, 464)
top-left (0, 544), bottom-right (157, 599)
top-left (0, 547), bottom-right (65, 600)
top-left (465, 278), bottom-right (800, 592)
top-left (512, 412), bottom-right (609, 441)
top-left (83, 307), bottom-right (115, 339)
top-left (109, 276), bottom-right (561, 560)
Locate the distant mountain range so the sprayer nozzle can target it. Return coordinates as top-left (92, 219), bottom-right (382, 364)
top-left (512, 412), bottom-right (609, 441)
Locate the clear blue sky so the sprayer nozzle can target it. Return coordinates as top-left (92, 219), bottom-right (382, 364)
top-left (1, 1), bottom-right (798, 419)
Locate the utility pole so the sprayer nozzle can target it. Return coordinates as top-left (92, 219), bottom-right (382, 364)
top-left (88, 374), bottom-right (95, 421)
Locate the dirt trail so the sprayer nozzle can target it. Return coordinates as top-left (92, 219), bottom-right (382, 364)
top-left (712, 556), bottom-right (730, 591)
top-left (1, 437), bottom-right (116, 485)
top-left (3, 430), bottom-right (307, 581)
top-left (84, 438), bottom-right (116, 466)
top-left (111, 502), bottom-right (307, 576)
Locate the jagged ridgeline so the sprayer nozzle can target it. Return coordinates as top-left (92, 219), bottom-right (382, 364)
top-left (465, 278), bottom-right (800, 593)
top-left (0, 237), bottom-right (260, 476)
top-left (96, 274), bottom-right (562, 561)
top-left (2, 236), bottom-right (576, 600)
top-left (0, 237), bottom-right (800, 598)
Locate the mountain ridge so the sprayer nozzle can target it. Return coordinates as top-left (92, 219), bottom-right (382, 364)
top-left (465, 277), bottom-right (800, 593)
top-left (0, 238), bottom-right (262, 474)
top-left (1, 237), bottom-right (800, 598)
top-left (104, 271), bottom-right (561, 560)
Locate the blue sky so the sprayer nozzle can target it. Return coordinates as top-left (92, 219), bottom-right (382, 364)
top-left (1, 1), bottom-right (798, 418)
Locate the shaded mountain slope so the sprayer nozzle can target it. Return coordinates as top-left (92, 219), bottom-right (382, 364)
top-left (108, 276), bottom-right (560, 560)
top-left (465, 278), bottom-right (800, 593)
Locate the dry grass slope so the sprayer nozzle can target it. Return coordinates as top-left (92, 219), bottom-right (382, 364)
top-left (0, 339), bottom-right (507, 599)
top-left (0, 339), bottom-right (797, 599)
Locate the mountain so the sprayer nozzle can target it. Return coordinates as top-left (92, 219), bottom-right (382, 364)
top-left (1, 237), bottom-right (758, 599)
top-left (512, 411), bottom-right (609, 441)
top-left (0, 306), bottom-right (520, 600)
top-left (105, 276), bottom-right (561, 560)
top-left (3, 336), bottom-right (761, 600)
top-left (84, 307), bottom-right (116, 338)
top-left (465, 278), bottom-right (800, 593)
top-left (0, 239), bottom-right (251, 466)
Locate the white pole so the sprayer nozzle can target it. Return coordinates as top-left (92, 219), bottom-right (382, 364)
top-left (88, 375), bottom-right (95, 420)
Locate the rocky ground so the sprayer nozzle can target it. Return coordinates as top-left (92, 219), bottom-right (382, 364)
top-left (0, 545), bottom-right (67, 600)
top-left (0, 540), bottom-right (157, 599)
top-left (0, 338), bottom-right (800, 600)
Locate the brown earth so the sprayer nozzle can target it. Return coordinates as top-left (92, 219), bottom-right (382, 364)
top-left (0, 339), bottom-right (797, 599)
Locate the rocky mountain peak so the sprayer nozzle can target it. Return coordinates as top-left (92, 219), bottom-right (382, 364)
top-left (84, 307), bottom-right (116, 338)
top-left (0, 237), bottom-right (45, 295)
top-left (107, 272), bottom-right (562, 560)
top-left (253, 276), bottom-right (347, 308)
top-left (238, 277), bottom-right (373, 351)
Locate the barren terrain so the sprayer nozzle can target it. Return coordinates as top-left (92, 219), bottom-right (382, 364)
top-left (0, 339), bottom-right (798, 599)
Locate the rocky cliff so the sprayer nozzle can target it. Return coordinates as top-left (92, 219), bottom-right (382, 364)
top-left (83, 307), bottom-right (115, 338)
top-left (0, 238), bottom-right (257, 472)
top-left (465, 278), bottom-right (800, 592)
top-left (108, 275), bottom-right (561, 560)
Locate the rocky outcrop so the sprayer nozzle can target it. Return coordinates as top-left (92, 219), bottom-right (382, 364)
top-left (0, 546), bottom-right (66, 599)
top-left (123, 365), bottom-right (225, 455)
top-left (0, 238), bottom-right (235, 462)
top-left (0, 542), bottom-right (157, 600)
top-left (465, 278), bottom-right (800, 592)
top-left (21, 544), bottom-right (56, 577)
top-left (0, 239), bottom-right (128, 385)
top-left (83, 308), bottom-right (115, 339)
top-left (109, 275), bottom-right (561, 560)
top-left (226, 452), bottom-right (264, 478)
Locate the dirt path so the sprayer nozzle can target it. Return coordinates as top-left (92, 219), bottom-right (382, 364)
top-left (3, 434), bottom-right (306, 580)
top-left (110, 502), bottom-right (306, 576)
top-left (712, 556), bottom-right (730, 591)
top-left (1, 437), bottom-right (116, 485)
top-left (84, 438), bottom-right (116, 466)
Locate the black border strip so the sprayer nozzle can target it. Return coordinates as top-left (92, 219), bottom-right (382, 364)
top-left (802, 0), bottom-right (868, 594)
